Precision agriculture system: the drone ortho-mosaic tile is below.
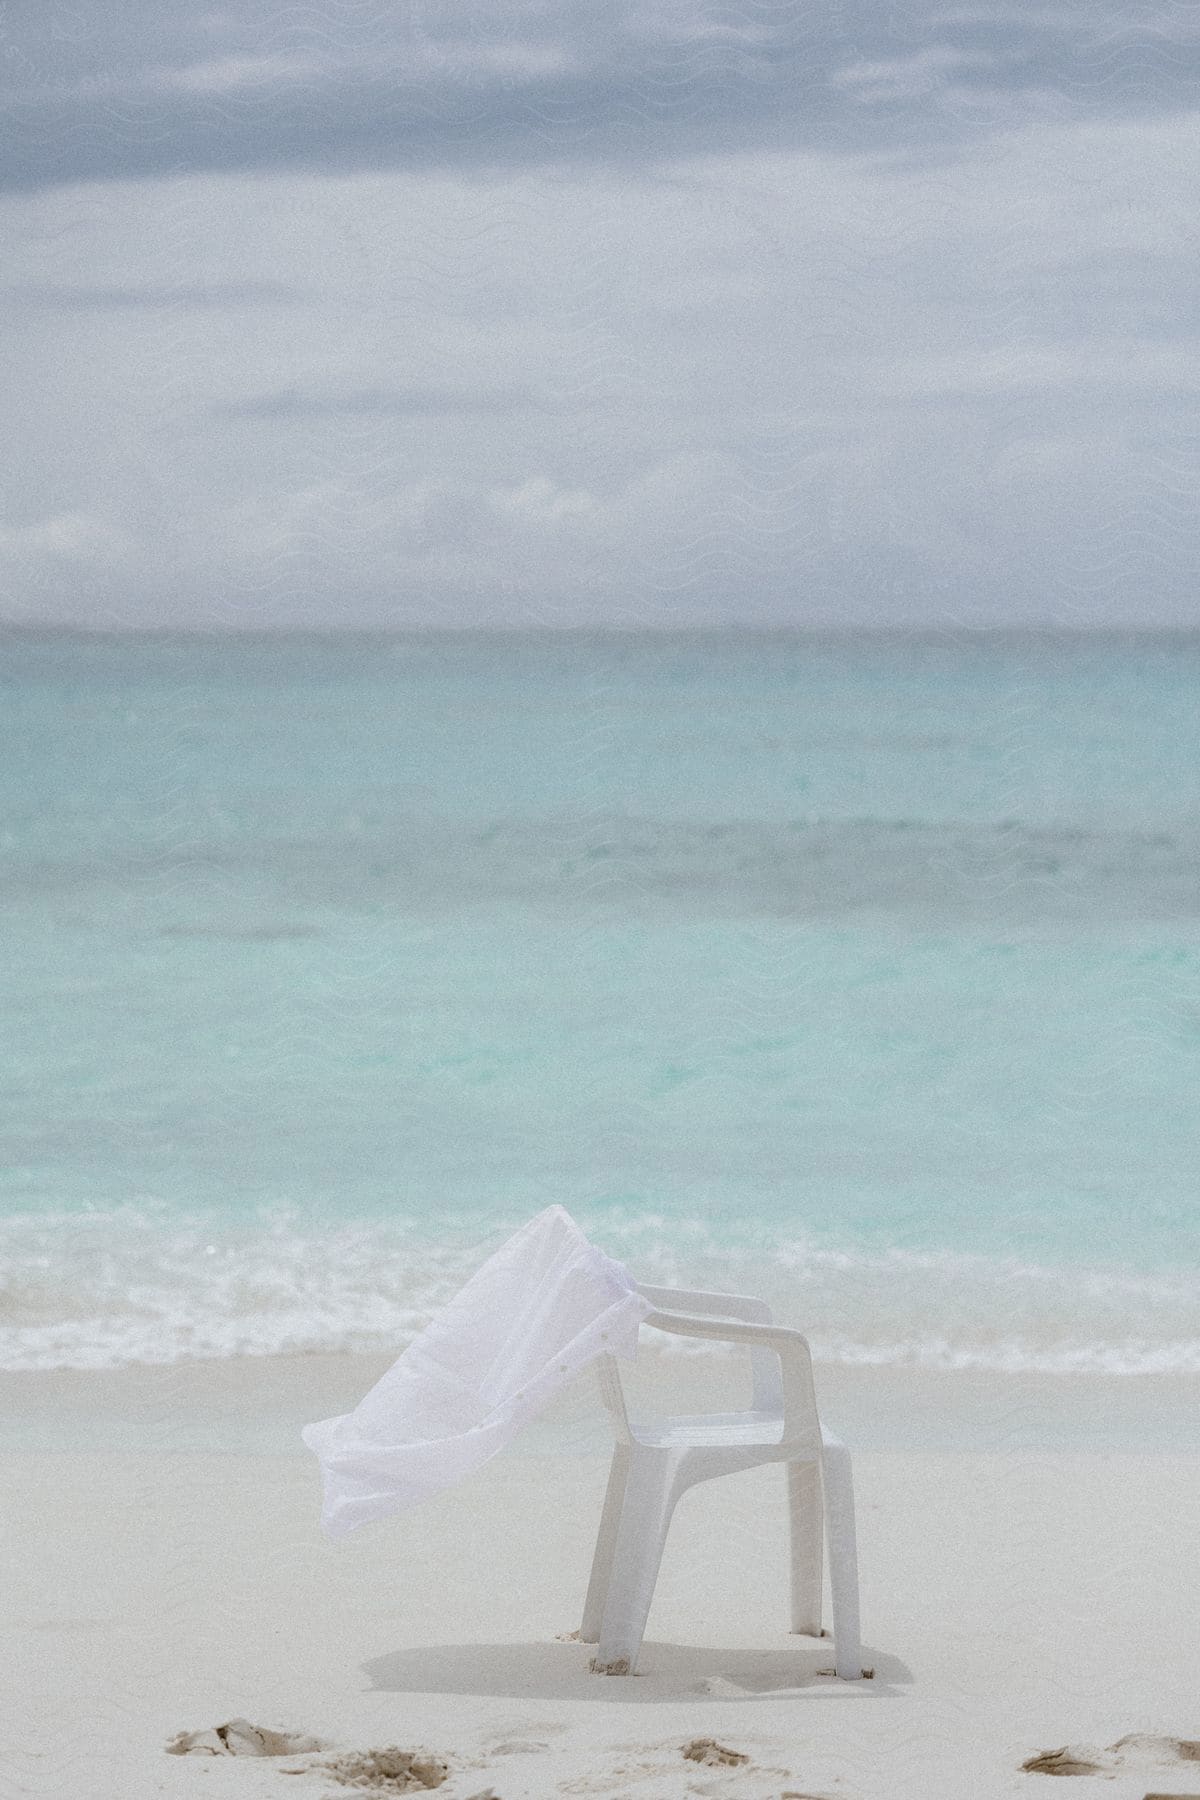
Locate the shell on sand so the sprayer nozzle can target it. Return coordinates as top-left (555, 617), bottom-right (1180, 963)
top-left (166, 1719), bottom-right (323, 1758)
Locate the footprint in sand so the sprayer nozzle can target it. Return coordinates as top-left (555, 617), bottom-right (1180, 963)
top-left (1022, 1733), bottom-right (1200, 1781)
top-left (682, 1739), bottom-right (751, 1768)
top-left (318, 1747), bottom-right (450, 1791)
top-left (167, 1729), bottom-right (456, 1793)
top-left (480, 1719), bottom-right (567, 1761)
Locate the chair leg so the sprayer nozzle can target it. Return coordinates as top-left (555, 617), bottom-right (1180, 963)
top-left (580, 1445), bottom-right (631, 1642)
top-left (821, 1439), bottom-right (862, 1680)
top-left (788, 1459), bottom-right (823, 1636)
top-left (593, 1450), bottom-right (678, 1675)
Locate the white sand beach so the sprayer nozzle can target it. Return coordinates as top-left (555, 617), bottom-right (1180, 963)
top-left (7, 1355), bottom-right (1200, 1800)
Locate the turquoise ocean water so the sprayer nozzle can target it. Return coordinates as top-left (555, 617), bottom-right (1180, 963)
top-left (2, 629), bottom-right (1198, 1374)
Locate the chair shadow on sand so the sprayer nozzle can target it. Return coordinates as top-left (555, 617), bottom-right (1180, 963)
top-left (363, 1637), bottom-right (911, 1704)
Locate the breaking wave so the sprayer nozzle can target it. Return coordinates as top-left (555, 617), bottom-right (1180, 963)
top-left (4, 1204), bottom-right (1198, 1376)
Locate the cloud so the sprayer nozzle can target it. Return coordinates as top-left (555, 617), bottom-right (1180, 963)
top-left (3, 0), bottom-right (1199, 194)
top-left (2, 7), bottom-right (1198, 628)
top-left (830, 48), bottom-right (997, 106)
top-left (213, 383), bottom-right (542, 420)
top-left (0, 512), bottom-right (127, 561)
top-left (489, 476), bottom-right (596, 522)
top-left (3, 281), bottom-right (305, 310)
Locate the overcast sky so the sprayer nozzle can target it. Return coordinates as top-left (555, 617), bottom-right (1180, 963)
top-left (3, 2), bottom-right (1198, 628)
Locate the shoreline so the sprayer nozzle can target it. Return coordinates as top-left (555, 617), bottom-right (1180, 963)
top-left (6, 1351), bottom-right (1200, 1455)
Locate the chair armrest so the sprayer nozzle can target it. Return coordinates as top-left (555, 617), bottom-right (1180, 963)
top-left (641, 1307), bottom-right (820, 1447)
top-left (637, 1289), bottom-right (777, 1414)
top-left (647, 1303), bottom-right (798, 1346)
top-left (635, 1284), bottom-right (774, 1324)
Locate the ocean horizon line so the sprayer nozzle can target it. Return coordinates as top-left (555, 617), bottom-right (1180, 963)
top-left (4, 620), bottom-right (1200, 646)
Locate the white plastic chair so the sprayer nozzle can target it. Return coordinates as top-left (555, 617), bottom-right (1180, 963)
top-left (580, 1282), bottom-right (862, 1680)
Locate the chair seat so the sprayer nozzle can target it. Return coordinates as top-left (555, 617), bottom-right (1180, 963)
top-left (629, 1408), bottom-right (787, 1449)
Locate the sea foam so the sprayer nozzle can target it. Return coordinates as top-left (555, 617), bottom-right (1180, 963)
top-left (5, 1205), bottom-right (1199, 1375)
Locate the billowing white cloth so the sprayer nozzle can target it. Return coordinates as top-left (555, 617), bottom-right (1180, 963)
top-left (302, 1206), bottom-right (650, 1538)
